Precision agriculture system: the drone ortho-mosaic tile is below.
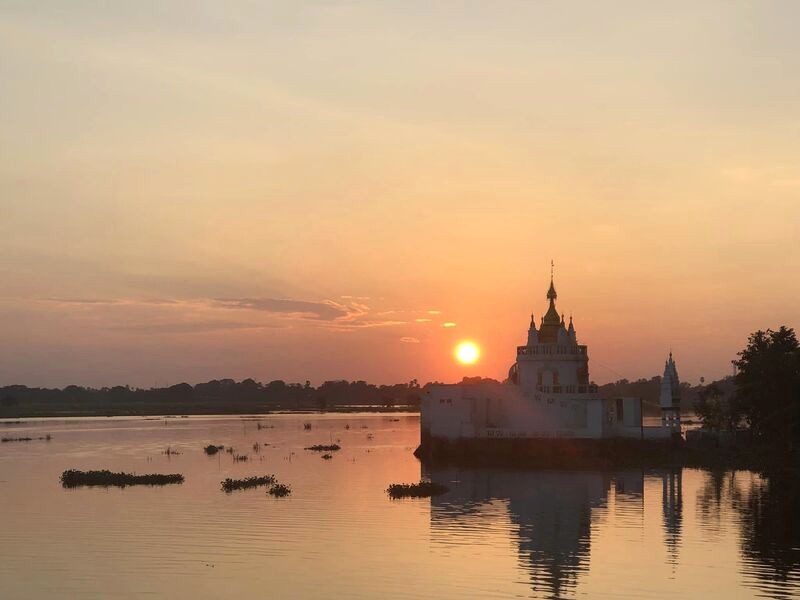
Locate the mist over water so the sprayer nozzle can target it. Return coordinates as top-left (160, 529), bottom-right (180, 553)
top-left (0, 415), bottom-right (797, 599)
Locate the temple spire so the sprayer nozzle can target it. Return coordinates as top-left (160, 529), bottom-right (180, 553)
top-left (547, 260), bottom-right (557, 301)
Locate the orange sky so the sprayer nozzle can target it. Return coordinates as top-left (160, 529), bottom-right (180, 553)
top-left (1, 2), bottom-right (798, 388)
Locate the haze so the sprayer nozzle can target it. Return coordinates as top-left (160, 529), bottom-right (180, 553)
top-left (1, 1), bottom-right (798, 388)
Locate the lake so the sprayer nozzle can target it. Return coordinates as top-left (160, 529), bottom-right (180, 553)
top-left (0, 414), bottom-right (798, 599)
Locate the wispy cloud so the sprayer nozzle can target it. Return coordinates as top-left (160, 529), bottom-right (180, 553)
top-left (109, 321), bottom-right (284, 335)
top-left (214, 297), bottom-right (355, 321)
top-left (400, 336), bottom-right (420, 343)
top-left (42, 295), bottom-right (423, 335)
top-left (443, 322), bottom-right (457, 328)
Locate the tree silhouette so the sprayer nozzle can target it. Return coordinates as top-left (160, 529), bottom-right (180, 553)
top-left (733, 326), bottom-right (800, 450)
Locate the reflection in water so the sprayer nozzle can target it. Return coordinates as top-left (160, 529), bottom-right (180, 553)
top-left (0, 416), bottom-right (798, 599)
top-left (425, 466), bottom-right (799, 599)
top-left (738, 474), bottom-right (800, 598)
top-left (694, 470), bottom-right (800, 597)
top-left (426, 468), bottom-right (639, 598)
top-left (661, 469), bottom-right (682, 567)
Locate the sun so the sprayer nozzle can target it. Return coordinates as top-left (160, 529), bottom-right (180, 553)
top-left (455, 341), bottom-right (480, 365)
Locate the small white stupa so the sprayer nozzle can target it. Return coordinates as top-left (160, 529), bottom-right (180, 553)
top-left (659, 352), bottom-right (682, 433)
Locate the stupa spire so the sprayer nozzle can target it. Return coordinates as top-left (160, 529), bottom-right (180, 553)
top-left (547, 260), bottom-right (557, 301)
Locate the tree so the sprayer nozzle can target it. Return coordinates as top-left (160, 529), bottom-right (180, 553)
top-left (694, 382), bottom-right (738, 432)
top-left (733, 326), bottom-right (800, 449)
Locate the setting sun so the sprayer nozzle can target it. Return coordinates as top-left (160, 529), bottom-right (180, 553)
top-left (455, 341), bottom-right (480, 365)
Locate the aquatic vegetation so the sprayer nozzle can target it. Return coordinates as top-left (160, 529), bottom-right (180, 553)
top-left (256, 422), bottom-right (273, 430)
top-left (366, 434), bottom-right (374, 440)
top-left (163, 446), bottom-right (181, 455)
top-left (304, 444), bottom-right (341, 452)
top-left (204, 445), bottom-right (224, 455)
top-left (226, 447), bottom-right (236, 454)
top-left (60, 469), bottom-right (184, 488)
top-left (1, 435), bottom-right (51, 443)
top-left (303, 423), bottom-right (312, 430)
top-left (268, 483), bottom-right (291, 497)
top-left (345, 424), bottom-right (350, 430)
top-left (386, 481), bottom-right (449, 499)
top-left (321, 453), bottom-right (333, 460)
top-left (232, 453), bottom-right (249, 462)
top-left (252, 442), bottom-right (261, 452)
top-left (220, 475), bottom-right (276, 492)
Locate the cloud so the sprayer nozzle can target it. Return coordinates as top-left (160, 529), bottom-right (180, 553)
top-left (42, 294), bottom-right (416, 335)
top-left (214, 297), bottom-right (356, 321)
top-left (108, 321), bottom-right (284, 334)
top-left (326, 319), bottom-right (406, 332)
top-left (427, 310), bottom-right (442, 315)
top-left (46, 297), bottom-right (121, 305)
top-left (45, 297), bottom-right (180, 306)
top-left (443, 322), bottom-right (457, 328)
top-left (400, 336), bottom-right (420, 343)
top-left (415, 318), bottom-right (432, 323)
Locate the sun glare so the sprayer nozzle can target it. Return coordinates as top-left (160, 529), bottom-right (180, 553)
top-left (455, 341), bottom-right (480, 365)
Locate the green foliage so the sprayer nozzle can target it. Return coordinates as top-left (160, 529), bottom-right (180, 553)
top-left (694, 382), bottom-right (739, 432)
top-left (733, 326), bottom-right (800, 447)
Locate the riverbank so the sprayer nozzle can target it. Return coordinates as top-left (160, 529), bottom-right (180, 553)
top-left (414, 435), bottom-right (800, 474)
top-left (0, 404), bottom-right (420, 419)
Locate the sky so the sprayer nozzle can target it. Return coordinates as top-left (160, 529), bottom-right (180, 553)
top-left (1, 1), bottom-right (798, 388)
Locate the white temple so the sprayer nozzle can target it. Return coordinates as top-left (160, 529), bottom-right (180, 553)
top-left (660, 353), bottom-right (682, 431)
top-left (421, 270), bottom-right (681, 442)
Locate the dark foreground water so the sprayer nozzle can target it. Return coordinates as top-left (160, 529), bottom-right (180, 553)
top-left (0, 414), bottom-right (798, 599)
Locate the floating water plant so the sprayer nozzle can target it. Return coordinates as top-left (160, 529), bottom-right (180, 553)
top-left (304, 444), bottom-right (341, 452)
top-left (163, 446), bottom-right (181, 455)
top-left (252, 442), bottom-right (261, 452)
top-left (220, 475), bottom-right (276, 492)
top-left (386, 481), bottom-right (449, 499)
top-left (303, 423), bottom-right (312, 430)
top-left (268, 483), bottom-right (291, 497)
top-left (1, 435), bottom-right (51, 443)
top-left (321, 453), bottom-right (333, 460)
top-left (204, 445), bottom-right (224, 455)
top-left (232, 453), bottom-right (249, 462)
top-left (60, 469), bottom-right (184, 488)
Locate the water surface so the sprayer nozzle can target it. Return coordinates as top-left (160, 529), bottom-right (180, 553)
top-left (0, 414), bottom-right (797, 599)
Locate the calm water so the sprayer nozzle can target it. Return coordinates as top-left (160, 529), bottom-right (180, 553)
top-left (0, 414), bottom-right (798, 599)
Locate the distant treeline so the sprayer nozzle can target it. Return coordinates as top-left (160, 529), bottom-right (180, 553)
top-left (0, 379), bottom-right (426, 418)
top-left (0, 373), bottom-right (730, 419)
top-left (598, 376), bottom-right (735, 417)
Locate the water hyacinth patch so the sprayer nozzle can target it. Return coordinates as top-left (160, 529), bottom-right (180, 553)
top-left (268, 483), bottom-right (291, 497)
top-left (60, 469), bottom-right (184, 488)
top-left (304, 444), bottom-right (341, 452)
top-left (221, 475), bottom-right (276, 492)
top-left (386, 481), bottom-right (449, 499)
